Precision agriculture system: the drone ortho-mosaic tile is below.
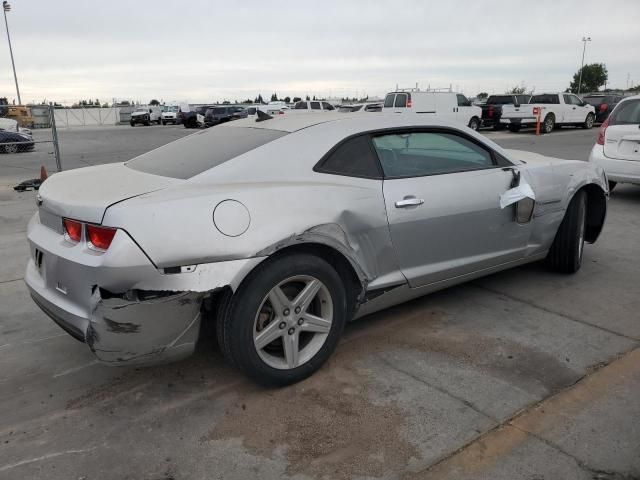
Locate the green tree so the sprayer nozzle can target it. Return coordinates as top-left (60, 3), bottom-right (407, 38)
top-left (476, 92), bottom-right (489, 101)
top-left (149, 99), bottom-right (160, 106)
top-left (507, 85), bottom-right (526, 95)
top-left (283, 96), bottom-right (291, 103)
top-left (568, 63), bottom-right (608, 94)
top-left (270, 93), bottom-right (278, 101)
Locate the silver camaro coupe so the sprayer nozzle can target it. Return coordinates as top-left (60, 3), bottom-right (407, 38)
top-left (25, 113), bottom-right (608, 385)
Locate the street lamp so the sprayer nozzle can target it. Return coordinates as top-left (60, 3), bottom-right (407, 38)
top-left (577, 36), bottom-right (591, 95)
top-left (2, 1), bottom-right (21, 104)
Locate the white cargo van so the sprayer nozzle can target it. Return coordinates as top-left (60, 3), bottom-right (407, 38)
top-left (382, 91), bottom-right (482, 130)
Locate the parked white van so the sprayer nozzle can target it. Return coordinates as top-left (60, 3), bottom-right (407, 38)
top-left (382, 91), bottom-right (482, 130)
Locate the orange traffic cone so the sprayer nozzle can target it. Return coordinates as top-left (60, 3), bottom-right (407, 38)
top-left (40, 165), bottom-right (48, 181)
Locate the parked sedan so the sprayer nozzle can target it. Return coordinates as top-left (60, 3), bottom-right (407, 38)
top-left (0, 128), bottom-right (35, 153)
top-left (26, 114), bottom-right (607, 386)
top-left (588, 95), bottom-right (640, 189)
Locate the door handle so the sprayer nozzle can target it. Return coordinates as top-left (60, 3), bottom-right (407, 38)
top-left (395, 197), bottom-right (424, 208)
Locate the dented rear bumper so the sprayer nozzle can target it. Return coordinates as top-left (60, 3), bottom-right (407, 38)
top-left (25, 211), bottom-right (265, 366)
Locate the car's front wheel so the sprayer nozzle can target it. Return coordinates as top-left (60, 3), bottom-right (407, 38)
top-left (468, 117), bottom-right (480, 131)
top-left (541, 114), bottom-right (555, 134)
top-left (217, 253), bottom-right (347, 386)
top-left (546, 190), bottom-right (587, 273)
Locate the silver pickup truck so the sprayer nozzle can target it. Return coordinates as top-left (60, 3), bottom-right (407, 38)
top-left (500, 93), bottom-right (596, 133)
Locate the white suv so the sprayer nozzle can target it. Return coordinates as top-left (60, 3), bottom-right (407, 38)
top-left (588, 95), bottom-right (640, 190)
top-left (382, 91), bottom-right (482, 130)
top-left (293, 100), bottom-right (335, 112)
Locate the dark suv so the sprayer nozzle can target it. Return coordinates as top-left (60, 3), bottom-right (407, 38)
top-left (582, 94), bottom-right (623, 123)
top-left (181, 105), bottom-right (215, 129)
top-left (204, 106), bottom-right (247, 127)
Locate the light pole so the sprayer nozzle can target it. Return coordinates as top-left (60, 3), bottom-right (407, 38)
top-left (577, 36), bottom-right (591, 95)
top-left (3, 1), bottom-right (21, 104)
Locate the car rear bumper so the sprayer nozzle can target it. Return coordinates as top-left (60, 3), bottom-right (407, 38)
top-left (500, 117), bottom-right (537, 127)
top-left (24, 211), bottom-right (209, 366)
top-left (589, 145), bottom-right (640, 184)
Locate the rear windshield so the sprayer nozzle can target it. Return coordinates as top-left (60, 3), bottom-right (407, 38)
top-left (609, 99), bottom-right (640, 126)
top-left (530, 94), bottom-right (559, 104)
top-left (126, 127), bottom-right (288, 179)
top-left (486, 96), bottom-right (514, 105)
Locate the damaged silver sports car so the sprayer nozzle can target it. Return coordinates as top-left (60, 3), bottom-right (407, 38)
top-left (25, 113), bottom-right (608, 385)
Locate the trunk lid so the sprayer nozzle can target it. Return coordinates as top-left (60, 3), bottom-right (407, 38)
top-left (604, 124), bottom-right (640, 162)
top-left (38, 163), bottom-right (180, 224)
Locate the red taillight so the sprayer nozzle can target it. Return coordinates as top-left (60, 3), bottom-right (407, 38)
top-left (488, 106), bottom-right (494, 117)
top-left (596, 117), bottom-right (609, 145)
top-left (407, 95), bottom-right (412, 108)
top-left (278, 110), bottom-right (285, 115)
top-left (599, 103), bottom-right (608, 112)
top-left (63, 218), bottom-right (82, 242)
top-left (86, 224), bottom-right (117, 251)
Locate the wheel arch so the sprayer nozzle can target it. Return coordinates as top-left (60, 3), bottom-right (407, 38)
top-left (574, 183), bottom-right (607, 243)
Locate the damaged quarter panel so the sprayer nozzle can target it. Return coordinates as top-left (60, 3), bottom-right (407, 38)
top-left (103, 119), bottom-right (403, 291)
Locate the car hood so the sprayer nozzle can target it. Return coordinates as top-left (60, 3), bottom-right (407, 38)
top-left (131, 111), bottom-right (149, 116)
top-left (38, 163), bottom-right (181, 224)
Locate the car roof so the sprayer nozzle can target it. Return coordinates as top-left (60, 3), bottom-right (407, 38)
top-left (220, 112), bottom-right (472, 133)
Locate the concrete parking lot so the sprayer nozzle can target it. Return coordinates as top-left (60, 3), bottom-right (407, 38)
top-left (1, 125), bottom-right (638, 479)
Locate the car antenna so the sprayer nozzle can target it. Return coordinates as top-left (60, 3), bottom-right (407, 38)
top-left (256, 110), bottom-right (273, 122)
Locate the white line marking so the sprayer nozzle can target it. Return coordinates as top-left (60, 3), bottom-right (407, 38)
top-left (53, 360), bottom-right (99, 378)
top-left (0, 333), bottom-right (67, 350)
top-left (0, 447), bottom-right (96, 472)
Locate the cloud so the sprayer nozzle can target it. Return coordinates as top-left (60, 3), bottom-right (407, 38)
top-left (1, 0), bottom-right (638, 104)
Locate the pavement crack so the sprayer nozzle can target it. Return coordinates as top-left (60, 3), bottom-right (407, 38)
top-left (0, 277), bottom-right (23, 285)
top-left (376, 353), bottom-right (499, 423)
top-left (470, 283), bottom-right (640, 342)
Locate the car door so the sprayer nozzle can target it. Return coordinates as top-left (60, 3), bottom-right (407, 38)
top-left (456, 94), bottom-right (473, 124)
top-left (374, 129), bottom-right (533, 287)
top-left (562, 94), bottom-right (580, 122)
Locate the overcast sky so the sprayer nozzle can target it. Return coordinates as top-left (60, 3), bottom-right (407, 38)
top-left (1, 0), bottom-right (638, 104)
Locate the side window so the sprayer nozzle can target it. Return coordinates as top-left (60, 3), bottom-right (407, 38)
top-left (456, 94), bottom-right (471, 107)
top-left (294, 102), bottom-right (308, 109)
top-left (394, 93), bottom-right (408, 108)
top-left (322, 102), bottom-right (335, 111)
top-left (570, 95), bottom-right (583, 106)
top-left (316, 135), bottom-right (381, 179)
top-left (384, 94), bottom-right (395, 108)
top-left (310, 101), bottom-right (321, 110)
top-left (372, 131), bottom-right (494, 178)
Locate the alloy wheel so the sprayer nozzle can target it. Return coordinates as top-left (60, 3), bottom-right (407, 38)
top-left (253, 275), bottom-right (333, 370)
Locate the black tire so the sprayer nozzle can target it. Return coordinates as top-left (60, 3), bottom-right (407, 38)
top-left (130, 121), bottom-right (135, 127)
top-left (508, 124), bottom-right (521, 133)
top-left (161, 120), bottom-right (166, 125)
top-left (541, 114), bottom-right (555, 134)
top-left (217, 253), bottom-right (347, 386)
top-left (3, 144), bottom-right (19, 154)
top-left (608, 181), bottom-right (617, 192)
top-left (546, 190), bottom-right (587, 274)
top-left (493, 123), bottom-right (505, 131)
top-left (583, 113), bottom-right (595, 129)
top-left (468, 117), bottom-right (480, 131)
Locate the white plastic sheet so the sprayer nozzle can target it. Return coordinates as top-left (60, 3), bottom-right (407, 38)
top-left (500, 182), bottom-right (535, 209)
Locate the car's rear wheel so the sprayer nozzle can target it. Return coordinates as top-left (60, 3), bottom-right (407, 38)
top-left (546, 190), bottom-right (587, 273)
top-left (508, 124), bottom-right (521, 132)
top-left (541, 114), bottom-right (555, 134)
top-left (130, 121), bottom-right (135, 127)
top-left (217, 253), bottom-right (347, 386)
top-left (468, 117), bottom-right (480, 131)
top-left (583, 113), bottom-right (595, 129)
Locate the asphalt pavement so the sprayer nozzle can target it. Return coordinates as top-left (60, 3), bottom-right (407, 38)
top-left (0, 124), bottom-right (638, 479)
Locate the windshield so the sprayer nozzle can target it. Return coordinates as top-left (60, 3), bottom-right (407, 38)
top-left (164, 106), bottom-right (179, 112)
top-left (609, 99), bottom-right (640, 126)
top-left (486, 96), bottom-right (514, 105)
top-left (126, 127), bottom-right (288, 179)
